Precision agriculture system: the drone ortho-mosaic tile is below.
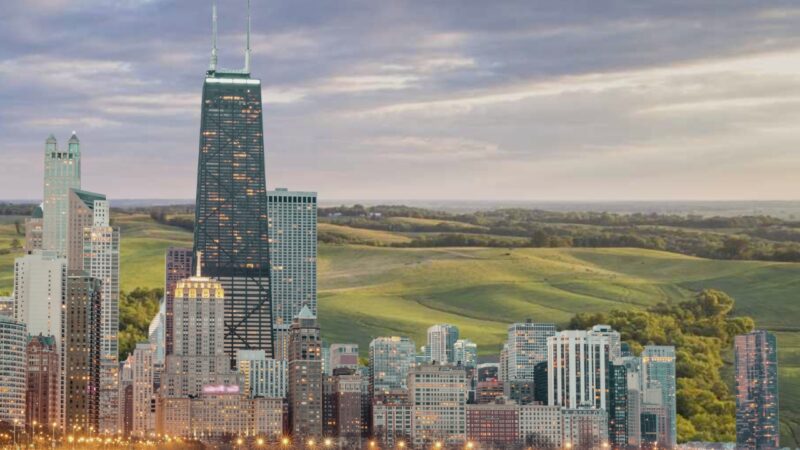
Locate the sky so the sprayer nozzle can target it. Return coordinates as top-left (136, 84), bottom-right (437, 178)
top-left (3, 1), bottom-right (800, 202)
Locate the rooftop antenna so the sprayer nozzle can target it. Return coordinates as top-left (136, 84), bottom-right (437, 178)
top-left (244, 0), bottom-right (251, 74)
top-left (209, 0), bottom-right (218, 72)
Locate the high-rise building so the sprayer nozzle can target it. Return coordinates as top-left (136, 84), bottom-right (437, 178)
top-left (735, 330), bottom-right (780, 450)
top-left (408, 364), bottom-right (467, 447)
top-left (131, 343), bottom-right (155, 437)
top-left (267, 189), bottom-right (317, 325)
top-left (193, 1), bottom-right (272, 363)
top-left (426, 324), bottom-right (459, 364)
top-left (507, 320), bottom-right (556, 381)
top-left (26, 335), bottom-right (60, 428)
top-left (475, 380), bottom-right (504, 404)
top-left (0, 296), bottom-right (13, 317)
top-left (13, 251), bottom-right (66, 346)
top-left (328, 367), bottom-right (363, 440)
top-left (119, 358), bottom-right (134, 436)
top-left (64, 274), bottom-right (101, 433)
top-left (147, 300), bottom-right (166, 365)
top-left (273, 323), bottom-right (291, 361)
top-left (160, 265), bottom-right (241, 398)
top-left (330, 343), bottom-right (359, 372)
top-left (0, 316), bottom-right (27, 426)
top-left (547, 328), bottom-right (613, 410)
top-left (82, 199), bottom-right (121, 434)
top-left (24, 206), bottom-right (44, 252)
top-left (608, 362), bottom-right (628, 448)
top-left (372, 394), bottom-right (412, 448)
top-left (66, 189), bottom-right (105, 272)
top-left (288, 305), bottom-right (323, 438)
top-left (642, 346), bottom-right (677, 449)
top-left (453, 339), bottom-right (478, 368)
top-left (369, 336), bottom-right (416, 396)
top-left (43, 134), bottom-right (81, 256)
top-left (621, 356), bottom-right (643, 449)
top-left (164, 248), bottom-right (192, 357)
top-left (533, 361), bottom-right (548, 404)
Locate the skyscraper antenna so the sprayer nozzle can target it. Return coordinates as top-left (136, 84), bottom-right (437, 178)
top-left (210, 0), bottom-right (218, 72)
top-left (244, 0), bottom-right (251, 74)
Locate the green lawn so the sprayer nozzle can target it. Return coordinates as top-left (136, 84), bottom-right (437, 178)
top-left (2, 215), bottom-right (799, 444)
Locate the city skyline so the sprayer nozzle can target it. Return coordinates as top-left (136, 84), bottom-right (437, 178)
top-left (4, 2), bottom-right (800, 201)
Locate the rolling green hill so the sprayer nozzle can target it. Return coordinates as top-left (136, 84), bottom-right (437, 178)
top-left (1, 214), bottom-right (798, 443)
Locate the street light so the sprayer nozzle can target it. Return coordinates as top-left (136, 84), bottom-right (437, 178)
top-left (282, 437), bottom-right (291, 446)
top-left (398, 442), bottom-right (406, 448)
top-left (324, 438), bottom-right (333, 447)
top-left (466, 442), bottom-right (475, 449)
top-left (435, 442), bottom-right (443, 449)
top-left (256, 437), bottom-right (265, 446)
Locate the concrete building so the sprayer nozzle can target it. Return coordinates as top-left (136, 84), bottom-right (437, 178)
top-left (267, 189), bottom-right (318, 325)
top-left (0, 296), bottom-right (13, 317)
top-left (372, 397), bottom-right (412, 448)
top-left (164, 248), bottom-right (192, 357)
top-left (621, 356), bottom-right (643, 449)
top-left (453, 339), bottom-right (477, 368)
top-left (13, 251), bottom-right (66, 346)
top-left (119, 358), bottom-right (133, 436)
top-left (519, 405), bottom-right (563, 449)
top-left (273, 323), bottom-right (290, 361)
top-left (330, 343), bottom-right (359, 372)
top-left (466, 403), bottom-right (519, 448)
top-left (287, 305), bottom-right (323, 438)
top-left (369, 336), bottom-right (416, 396)
top-left (547, 328), bottom-right (614, 410)
top-left (237, 350), bottom-right (287, 399)
top-left (507, 320), bottom-right (556, 381)
top-left (735, 330), bottom-right (780, 450)
top-left (66, 189), bottom-right (105, 271)
top-left (131, 343), bottom-right (155, 438)
top-left (0, 316), bottom-right (27, 426)
top-left (42, 134), bottom-right (81, 256)
top-left (26, 335), bottom-right (60, 428)
top-left (408, 364), bottom-right (467, 447)
top-left (326, 368), bottom-right (363, 440)
top-left (476, 380), bottom-right (504, 404)
top-left (562, 408), bottom-right (609, 450)
top-left (608, 362), bottom-right (629, 448)
top-left (157, 395), bottom-right (283, 439)
top-left (64, 274), bottom-right (101, 433)
top-left (642, 346), bottom-right (677, 448)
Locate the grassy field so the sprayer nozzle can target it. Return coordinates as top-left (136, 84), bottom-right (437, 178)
top-left (1, 215), bottom-right (799, 443)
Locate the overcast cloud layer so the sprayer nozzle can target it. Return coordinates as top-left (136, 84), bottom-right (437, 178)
top-left (3, 0), bottom-right (800, 201)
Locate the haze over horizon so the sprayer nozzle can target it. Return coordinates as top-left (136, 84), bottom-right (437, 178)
top-left (3, 1), bottom-right (800, 201)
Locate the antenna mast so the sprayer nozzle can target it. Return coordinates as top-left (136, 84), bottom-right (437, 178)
top-left (244, 0), bottom-right (251, 74)
top-left (210, 1), bottom-right (218, 72)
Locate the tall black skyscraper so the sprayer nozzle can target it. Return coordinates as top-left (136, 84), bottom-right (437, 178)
top-left (194, 0), bottom-right (272, 362)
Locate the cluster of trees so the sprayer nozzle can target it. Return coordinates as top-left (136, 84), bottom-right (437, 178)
top-left (569, 289), bottom-right (754, 443)
top-left (119, 287), bottom-right (162, 360)
top-left (0, 203), bottom-right (37, 216)
top-left (149, 210), bottom-right (194, 231)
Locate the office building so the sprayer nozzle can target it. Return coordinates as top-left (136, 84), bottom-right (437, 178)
top-left (369, 336), bottom-right (416, 396)
top-left (735, 330), bottom-right (780, 450)
top-left (547, 328), bottom-right (613, 410)
top-left (157, 395), bottom-right (283, 439)
top-left (119, 358), bottom-right (134, 436)
top-left (477, 363), bottom-right (499, 382)
top-left (476, 380), bottom-right (504, 404)
top-left (164, 247), bottom-right (193, 357)
top-left (0, 316), bottom-right (27, 426)
top-left (64, 274), bottom-right (101, 432)
top-left (408, 364), bottom-right (467, 447)
top-left (642, 346), bottom-right (677, 448)
top-left (426, 324), bottom-right (458, 364)
top-left (273, 323), bottom-right (290, 361)
top-left (268, 189), bottom-right (317, 325)
top-left (507, 320), bottom-right (556, 381)
top-left (66, 189), bottom-right (105, 271)
top-left (330, 343), bottom-right (359, 372)
top-left (466, 403), bottom-right (519, 447)
top-left (13, 251), bottom-right (66, 346)
top-left (327, 367), bottom-right (363, 440)
top-left (562, 408), bottom-right (609, 449)
top-left (193, 2), bottom-right (272, 363)
top-left (621, 356), bottom-right (643, 449)
top-left (287, 305), bottom-right (323, 438)
top-left (131, 343), bottom-right (155, 437)
top-left (161, 265), bottom-right (241, 398)
top-left (518, 405), bottom-right (563, 448)
top-left (237, 350), bottom-right (287, 399)
top-left (372, 395), bottom-right (412, 448)
top-left (24, 206), bottom-right (43, 252)
top-left (453, 339), bottom-right (478, 368)
top-left (42, 134), bottom-right (81, 255)
top-left (640, 403), bottom-right (669, 448)
top-left (533, 361), bottom-right (548, 404)
top-left (147, 301), bottom-right (166, 365)
top-left (608, 362), bottom-right (628, 448)
top-left (26, 335), bottom-right (60, 428)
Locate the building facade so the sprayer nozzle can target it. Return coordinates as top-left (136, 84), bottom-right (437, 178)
top-left (24, 206), bottom-right (44, 252)
top-left (287, 306), bottom-right (323, 438)
top-left (562, 408), bottom-right (609, 450)
top-left (369, 336), bottom-right (416, 396)
top-left (0, 316), bottom-right (27, 426)
top-left (26, 335), bottom-right (60, 428)
top-left (237, 351), bottom-right (287, 399)
top-left (507, 321), bottom-right (557, 381)
top-left (13, 251), bottom-right (66, 346)
top-left (157, 395), bottom-right (283, 439)
top-left (64, 274), bottom-right (101, 432)
top-left (519, 405), bottom-right (563, 449)
top-left (735, 330), bottom-right (779, 450)
top-left (267, 189), bottom-right (317, 325)
top-left (42, 134), bottom-right (81, 256)
top-left (547, 328), bottom-right (613, 410)
top-left (642, 345), bottom-right (677, 448)
top-left (426, 324), bottom-right (459, 365)
top-left (164, 247), bottom-right (193, 357)
top-left (329, 343), bottom-right (359, 372)
top-left (131, 343), bottom-right (155, 437)
top-left (466, 403), bottom-right (519, 447)
top-left (408, 364), bottom-right (467, 447)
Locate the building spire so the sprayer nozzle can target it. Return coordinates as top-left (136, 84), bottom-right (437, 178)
top-left (209, 0), bottom-right (218, 72)
top-left (196, 251), bottom-right (203, 277)
top-left (244, 0), bottom-right (251, 74)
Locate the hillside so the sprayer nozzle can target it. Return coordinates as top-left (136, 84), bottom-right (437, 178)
top-left (0, 214), bottom-right (798, 443)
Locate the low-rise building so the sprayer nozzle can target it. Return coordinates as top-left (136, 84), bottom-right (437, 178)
top-left (157, 394), bottom-right (283, 439)
top-left (466, 403), bottom-right (519, 447)
top-left (519, 405), bottom-right (563, 449)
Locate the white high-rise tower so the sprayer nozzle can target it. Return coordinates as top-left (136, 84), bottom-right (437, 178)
top-left (42, 133), bottom-right (81, 255)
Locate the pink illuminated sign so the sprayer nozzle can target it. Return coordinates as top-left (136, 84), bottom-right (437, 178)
top-left (202, 384), bottom-right (240, 394)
